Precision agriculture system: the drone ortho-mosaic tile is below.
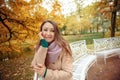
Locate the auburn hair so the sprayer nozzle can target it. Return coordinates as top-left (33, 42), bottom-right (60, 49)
top-left (40, 20), bottom-right (72, 56)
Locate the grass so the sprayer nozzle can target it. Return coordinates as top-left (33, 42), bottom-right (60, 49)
top-left (63, 33), bottom-right (103, 44)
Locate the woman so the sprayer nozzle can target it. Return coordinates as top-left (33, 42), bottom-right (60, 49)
top-left (31, 20), bottom-right (73, 80)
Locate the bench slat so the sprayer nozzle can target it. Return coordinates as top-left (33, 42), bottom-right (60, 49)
top-left (70, 40), bottom-right (97, 80)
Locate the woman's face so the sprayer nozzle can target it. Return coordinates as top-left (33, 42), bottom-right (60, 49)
top-left (41, 22), bottom-right (55, 43)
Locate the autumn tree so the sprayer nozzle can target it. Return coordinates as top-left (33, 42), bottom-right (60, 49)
top-left (65, 15), bottom-right (80, 35)
top-left (0, 0), bottom-right (67, 60)
top-left (93, 0), bottom-right (120, 37)
top-left (0, 0), bottom-right (48, 57)
top-left (111, 0), bottom-right (120, 37)
top-left (48, 0), bottom-right (65, 28)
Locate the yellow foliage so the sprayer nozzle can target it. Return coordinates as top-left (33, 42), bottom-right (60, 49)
top-left (0, 0), bottom-right (66, 54)
top-left (48, 0), bottom-right (65, 28)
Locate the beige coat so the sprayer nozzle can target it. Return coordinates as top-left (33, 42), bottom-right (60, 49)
top-left (31, 46), bottom-right (73, 80)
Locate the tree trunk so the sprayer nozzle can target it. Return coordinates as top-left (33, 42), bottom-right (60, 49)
top-left (111, 0), bottom-right (118, 37)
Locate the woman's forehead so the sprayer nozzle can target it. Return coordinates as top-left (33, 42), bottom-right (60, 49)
top-left (43, 22), bottom-right (54, 29)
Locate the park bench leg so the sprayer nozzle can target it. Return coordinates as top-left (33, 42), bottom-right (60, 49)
top-left (34, 72), bottom-right (42, 80)
top-left (119, 54), bottom-right (120, 58)
top-left (34, 72), bottom-right (38, 80)
top-left (104, 56), bottom-right (107, 64)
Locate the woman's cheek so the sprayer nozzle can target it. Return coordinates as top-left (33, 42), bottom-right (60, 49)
top-left (42, 32), bottom-right (46, 38)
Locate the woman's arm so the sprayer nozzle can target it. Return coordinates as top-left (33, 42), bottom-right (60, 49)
top-left (31, 46), bottom-right (48, 67)
top-left (31, 38), bottom-right (48, 67)
top-left (44, 53), bottom-right (73, 80)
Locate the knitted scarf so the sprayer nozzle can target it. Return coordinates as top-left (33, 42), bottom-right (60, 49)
top-left (46, 41), bottom-right (62, 63)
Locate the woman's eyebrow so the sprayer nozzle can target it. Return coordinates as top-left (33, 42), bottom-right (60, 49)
top-left (50, 28), bottom-right (54, 30)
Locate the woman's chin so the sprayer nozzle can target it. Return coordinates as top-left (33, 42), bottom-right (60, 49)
top-left (46, 40), bottom-right (53, 43)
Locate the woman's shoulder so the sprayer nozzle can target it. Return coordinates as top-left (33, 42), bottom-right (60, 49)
top-left (60, 48), bottom-right (72, 58)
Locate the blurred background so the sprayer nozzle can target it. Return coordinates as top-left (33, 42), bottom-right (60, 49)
top-left (0, 0), bottom-right (120, 80)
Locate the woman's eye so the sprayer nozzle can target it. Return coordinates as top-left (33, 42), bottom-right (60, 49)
top-left (51, 30), bottom-right (54, 32)
top-left (43, 29), bottom-right (47, 31)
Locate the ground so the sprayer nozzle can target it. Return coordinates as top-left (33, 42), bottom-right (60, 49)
top-left (88, 55), bottom-right (120, 80)
top-left (0, 53), bottom-right (120, 80)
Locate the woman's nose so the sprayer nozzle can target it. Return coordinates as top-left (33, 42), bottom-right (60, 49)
top-left (46, 31), bottom-right (51, 35)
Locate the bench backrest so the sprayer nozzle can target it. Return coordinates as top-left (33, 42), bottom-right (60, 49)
top-left (70, 40), bottom-right (88, 61)
top-left (93, 36), bottom-right (120, 52)
top-left (111, 37), bottom-right (120, 48)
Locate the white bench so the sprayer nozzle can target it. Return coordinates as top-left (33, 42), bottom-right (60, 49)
top-left (70, 40), bottom-right (97, 80)
top-left (93, 36), bottom-right (120, 64)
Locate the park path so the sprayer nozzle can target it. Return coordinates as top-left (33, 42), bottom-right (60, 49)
top-left (88, 55), bottom-right (120, 80)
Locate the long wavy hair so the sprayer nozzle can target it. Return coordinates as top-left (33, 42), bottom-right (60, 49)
top-left (39, 20), bottom-right (72, 56)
